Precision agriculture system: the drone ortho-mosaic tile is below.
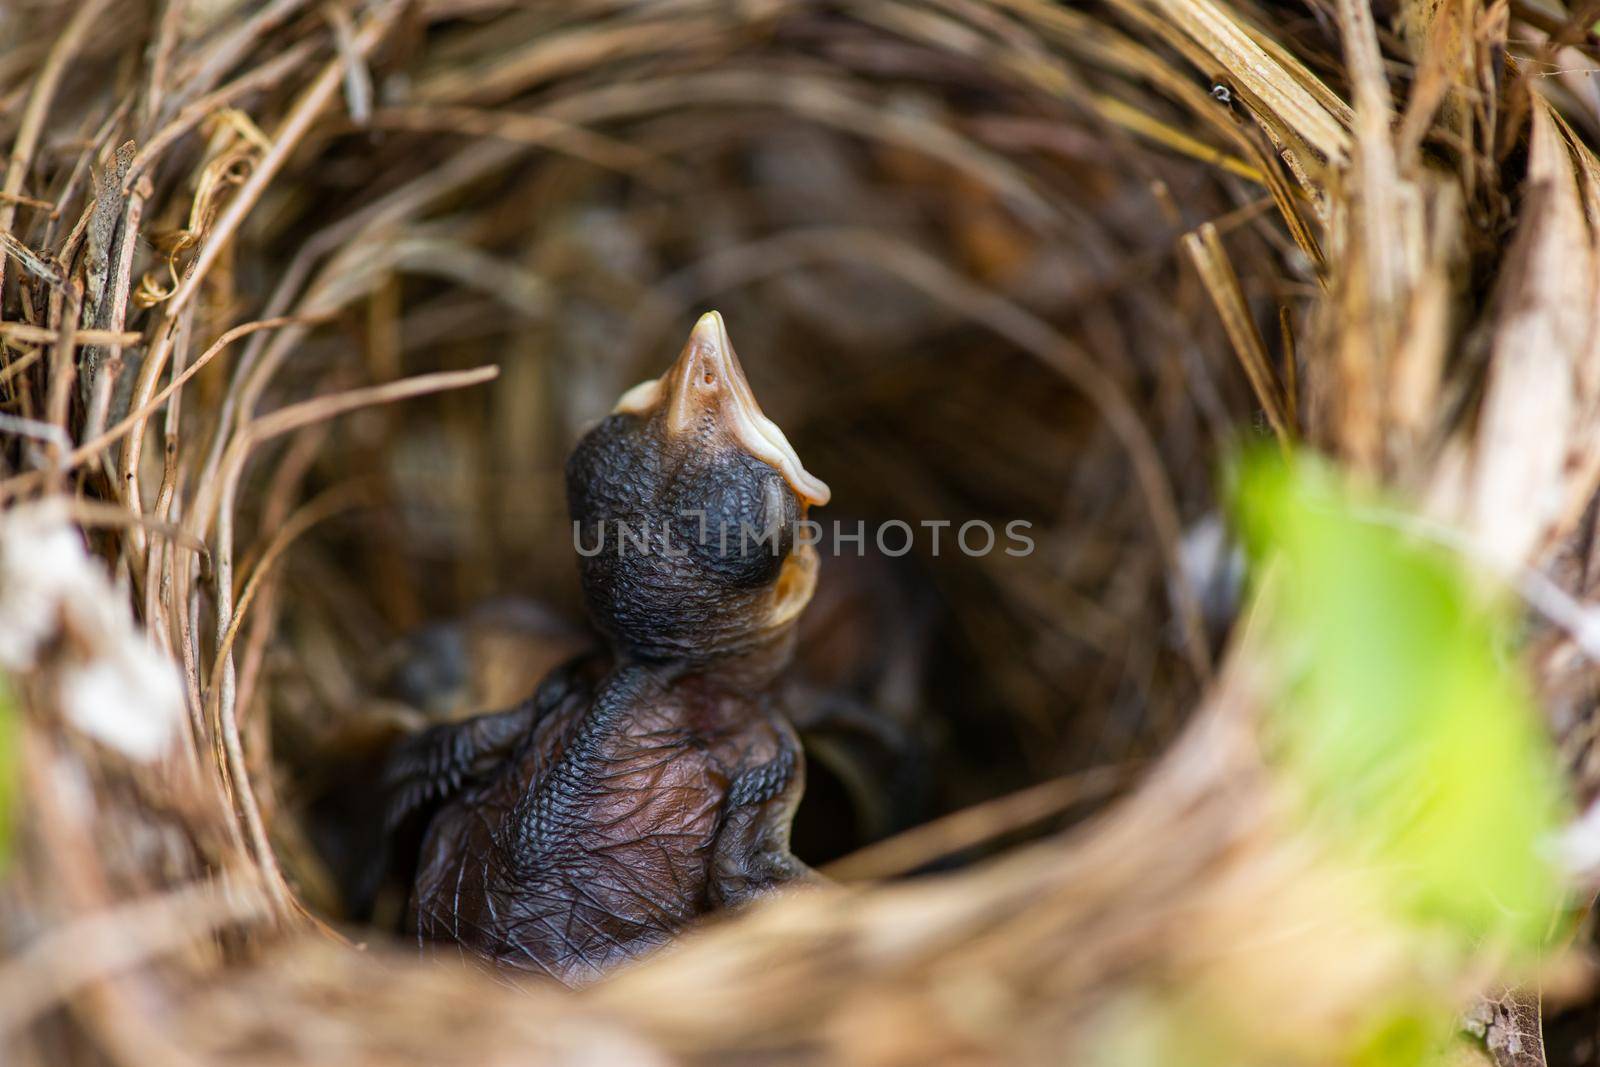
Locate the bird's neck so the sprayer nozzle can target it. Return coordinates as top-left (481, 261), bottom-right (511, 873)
top-left (618, 623), bottom-right (797, 696)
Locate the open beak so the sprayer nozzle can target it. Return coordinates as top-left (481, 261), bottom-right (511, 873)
top-left (614, 311), bottom-right (831, 508)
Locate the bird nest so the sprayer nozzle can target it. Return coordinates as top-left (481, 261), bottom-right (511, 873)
top-left (4, 0), bottom-right (1600, 1063)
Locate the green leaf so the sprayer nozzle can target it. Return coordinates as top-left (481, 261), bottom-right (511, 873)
top-left (1231, 449), bottom-right (1567, 951)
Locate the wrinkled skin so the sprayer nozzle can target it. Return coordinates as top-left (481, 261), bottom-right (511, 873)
top-left (395, 655), bottom-right (807, 984)
top-left (390, 313), bottom-right (825, 986)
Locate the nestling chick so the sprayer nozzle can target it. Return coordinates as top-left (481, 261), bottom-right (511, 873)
top-left (387, 312), bottom-right (830, 985)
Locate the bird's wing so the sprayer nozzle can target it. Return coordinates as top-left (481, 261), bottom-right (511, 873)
top-left (382, 652), bottom-right (603, 830)
top-left (332, 653), bottom-right (601, 921)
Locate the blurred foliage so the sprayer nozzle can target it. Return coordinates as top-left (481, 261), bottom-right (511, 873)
top-left (1349, 1009), bottom-right (1446, 1067)
top-left (1233, 449), bottom-right (1567, 950)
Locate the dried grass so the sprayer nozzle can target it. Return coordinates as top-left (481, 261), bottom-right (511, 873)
top-left (3, 0), bottom-right (1600, 1063)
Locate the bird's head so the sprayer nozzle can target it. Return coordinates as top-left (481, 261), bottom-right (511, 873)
top-left (566, 312), bottom-right (830, 665)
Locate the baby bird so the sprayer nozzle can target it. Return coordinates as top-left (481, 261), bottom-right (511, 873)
top-left (386, 311), bottom-right (830, 985)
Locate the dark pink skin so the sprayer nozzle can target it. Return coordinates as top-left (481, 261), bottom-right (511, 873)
top-left (400, 654), bottom-right (807, 987)
top-left (394, 318), bottom-right (823, 986)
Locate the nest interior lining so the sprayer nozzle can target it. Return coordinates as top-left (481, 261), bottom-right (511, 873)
top-left (14, 0), bottom-right (1595, 1062)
